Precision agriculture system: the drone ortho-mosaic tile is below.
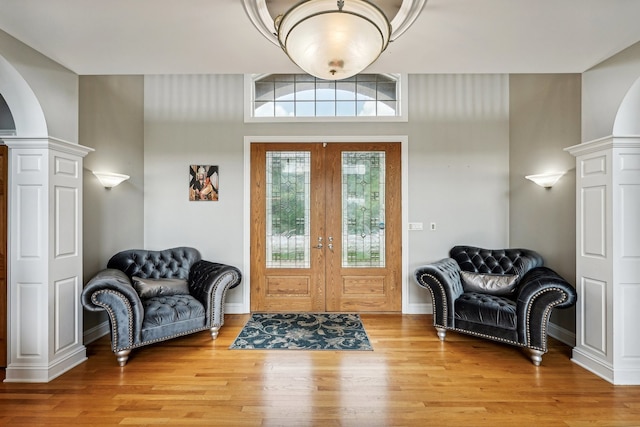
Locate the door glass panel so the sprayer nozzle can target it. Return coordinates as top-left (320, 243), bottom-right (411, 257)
top-left (266, 152), bottom-right (311, 268)
top-left (342, 152), bottom-right (386, 268)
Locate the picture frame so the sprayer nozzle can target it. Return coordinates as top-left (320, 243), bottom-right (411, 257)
top-left (189, 165), bottom-right (219, 201)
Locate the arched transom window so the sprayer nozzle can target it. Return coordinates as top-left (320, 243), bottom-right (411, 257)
top-left (245, 73), bottom-right (405, 122)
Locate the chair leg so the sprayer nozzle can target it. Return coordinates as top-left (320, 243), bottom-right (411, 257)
top-left (435, 327), bottom-right (447, 341)
top-left (210, 326), bottom-right (220, 340)
top-left (115, 349), bottom-right (131, 367)
top-left (525, 348), bottom-right (544, 366)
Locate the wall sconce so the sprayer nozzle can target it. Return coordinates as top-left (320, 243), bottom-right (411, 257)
top-left (92, 171), bottom-right (130, 189)
top-left (525, 172), bottom-right (564, 189)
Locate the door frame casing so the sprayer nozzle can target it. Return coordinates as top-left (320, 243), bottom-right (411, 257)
top-left (243, 135), bottom-right (410, 313)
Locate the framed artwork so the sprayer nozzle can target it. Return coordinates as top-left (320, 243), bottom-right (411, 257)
top-left (189, 165), bottom-right (219, 201)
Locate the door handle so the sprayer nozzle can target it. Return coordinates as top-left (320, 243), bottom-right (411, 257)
top-left (313, 236), bottom-right (323, 249)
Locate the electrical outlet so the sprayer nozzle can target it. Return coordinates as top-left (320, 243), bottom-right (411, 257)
top-left (430, 222), bottom-right (437, 231)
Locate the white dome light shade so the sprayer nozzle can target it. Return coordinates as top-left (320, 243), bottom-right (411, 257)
top-left (525, 172), bottom-right (565, 189)
top-left (276, 0), bottom-right (391, 80)
top-left (92, 171), bottom-right (130, 189)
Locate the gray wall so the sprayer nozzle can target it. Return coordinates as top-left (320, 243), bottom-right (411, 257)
top-left (143, 74), bottom-right (512, 309)
top-left (0, 29), bottom-right (78, 142)
top-left (509, 74), bottom-right (582, 333)
top-left (406, 74), bottom-right (511, 306)
top-left (80, 75), bottom-right (145, 330)
top-left (582, 41), bottom-right (640, 142)
top-left (77, 72), bottom-right (582, 336)
top-left (3, 25), bottom-right (633, 344)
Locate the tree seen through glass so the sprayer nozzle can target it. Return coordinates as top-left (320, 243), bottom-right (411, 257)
top-left (265, 150), bottom-right (386, 268)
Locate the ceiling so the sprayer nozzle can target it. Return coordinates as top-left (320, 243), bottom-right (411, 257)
top-left (0, 0), bottom-right (639, 76)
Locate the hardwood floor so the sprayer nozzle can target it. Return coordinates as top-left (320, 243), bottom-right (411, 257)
top-left (1, 314), bottom-right (639, 426)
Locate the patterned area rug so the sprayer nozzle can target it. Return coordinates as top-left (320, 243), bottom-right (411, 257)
top-left (229, 313), bottom-right (373, 350)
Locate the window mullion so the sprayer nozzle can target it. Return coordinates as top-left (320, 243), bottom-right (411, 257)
top-left (251, 73), bottom-right (400, 119)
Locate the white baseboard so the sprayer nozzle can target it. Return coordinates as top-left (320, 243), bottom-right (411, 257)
top-left (224, 302), bottom-right (248, 314)
top-left (572, 348), bottom-right (615, 384)
top-left (4, 346), bottom-right (87, 383)
top-left (83, 321), bottom-right (110, 344)
top-left (403, 302), bottom-right (432, 315)
top-left (572, 348), bottom-right (640, 385)
top-left (547, 321), bottom-right (576, 347)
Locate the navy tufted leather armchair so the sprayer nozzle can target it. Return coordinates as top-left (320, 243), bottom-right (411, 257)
top-left (81, 247), bottom-right (242, 366)
top-left (414, 245), bottom-right (576, 365)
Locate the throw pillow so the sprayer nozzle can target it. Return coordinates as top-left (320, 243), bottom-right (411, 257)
top-left (132, 276), bottom-right (190, 298)
top-left (460, 271), bottom-right (520, 296)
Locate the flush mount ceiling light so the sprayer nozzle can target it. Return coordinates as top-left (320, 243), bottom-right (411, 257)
top-left (276, 0), bottom-right (390, 80)
top-left (243, 0), bottom-right (427, 80)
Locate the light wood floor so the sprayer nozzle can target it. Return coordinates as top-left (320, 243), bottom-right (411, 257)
top-left (1, 314), bottom-right (639, 426)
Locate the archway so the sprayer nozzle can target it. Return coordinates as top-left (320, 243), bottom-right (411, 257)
top-left (0, 53), bottom-right (49, 371)
top-left (0, 54), bottom-right (48, 137)
top-left (613, 76), bottom-right (640, 135)
top-left (1, 53), bottom-right (89, 382)
top-left (568, 72), bottom-right (640, 384)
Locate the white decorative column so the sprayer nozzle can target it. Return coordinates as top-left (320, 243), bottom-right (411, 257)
top-left (566, 136), bottom-right (640, 385)
top-left (3, 137), bottom-right (93, 382)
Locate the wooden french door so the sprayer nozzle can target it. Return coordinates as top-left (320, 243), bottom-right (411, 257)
top-left (250, 142), bottom-right (401, 312)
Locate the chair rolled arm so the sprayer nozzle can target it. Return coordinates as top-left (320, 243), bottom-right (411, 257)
top-left (81, 269), bottom-right (145, 351)
top-left (189, 260), bottom-right (242, 327)
top-left (516, 266), bottom-right (577, 350)
top-left (414, 258), bottom-right (464, 328)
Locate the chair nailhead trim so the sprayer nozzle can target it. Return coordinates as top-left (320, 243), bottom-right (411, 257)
top-left (418, 272), bottom-right (449, 327)
top-left (524, 286), bottom-right (568, 351)
top-left (129, 326), bottom-right (216, 350)
top-left (90, 271), bottom-right (240, 354)
top-left (91, 289), bottom-right (134, 352)
top-left (446, 326), bottom-right (544, 352)
top-left (418, 273), bottom-right (570, 354)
